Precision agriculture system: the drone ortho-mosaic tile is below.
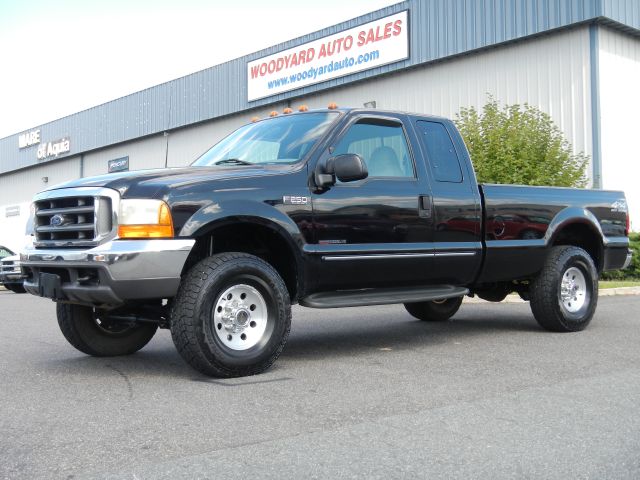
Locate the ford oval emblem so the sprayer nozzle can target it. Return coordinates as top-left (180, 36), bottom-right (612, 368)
top-left (50, 214), bottom-right (65, 226)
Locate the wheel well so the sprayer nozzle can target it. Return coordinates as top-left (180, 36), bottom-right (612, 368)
top-left (552, 223), bottom-right (603, 272)
top-left (182, 221), bottom-right (300, 301)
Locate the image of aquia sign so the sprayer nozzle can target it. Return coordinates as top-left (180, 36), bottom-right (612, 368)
top-left (37, 137), bottom-right (71, 161)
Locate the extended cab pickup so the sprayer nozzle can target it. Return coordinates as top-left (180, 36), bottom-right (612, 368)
top-left (21, 108), bottom-right (632, 377)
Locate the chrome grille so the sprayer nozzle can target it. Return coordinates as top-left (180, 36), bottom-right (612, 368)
top-left (1, 259), bottom-right (20, 275)
top-left (34, 192), bottom-right (114, 248)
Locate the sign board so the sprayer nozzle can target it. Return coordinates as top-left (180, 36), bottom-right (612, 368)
top-left (247, 10), bottom-right (408, 101)
top-left (18, 130), bottom-right (40, 149)
top-left (108, 156), bottom-right (129, 173)
top-left (5, 205), bottom-right (20, 217)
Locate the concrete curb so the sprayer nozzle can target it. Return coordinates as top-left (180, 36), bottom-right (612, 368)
top-left (598, 286), bottom-right (640, 296)
top-left (465, 286), bottom-right (640, 304)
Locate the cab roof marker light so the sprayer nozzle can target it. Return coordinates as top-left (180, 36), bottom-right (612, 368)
top-left (269, 111), bottom-right (279, 117)
top-left (283, 108), bottom-right (293, 114)
top-left (327, 102), bottom-right (338, 110)
top-left (250, 116), bottom-right (260, 123)
top-left (298, 105), bottom-right (309, 112)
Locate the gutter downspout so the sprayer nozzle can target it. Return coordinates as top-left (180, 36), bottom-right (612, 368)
top-left (589, 22), bottom-right (602, 189)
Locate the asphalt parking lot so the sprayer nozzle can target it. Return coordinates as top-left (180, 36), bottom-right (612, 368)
top-left (1, 291), bottom-right (639, 480)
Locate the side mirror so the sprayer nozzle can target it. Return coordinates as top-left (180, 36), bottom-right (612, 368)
top-left (317, 154), bottom-right (368, 187)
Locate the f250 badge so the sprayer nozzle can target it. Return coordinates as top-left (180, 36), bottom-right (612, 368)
top-left (611, 200), bottom-right (627, 213)
top-left (283, 195), bottom-right (309, 205)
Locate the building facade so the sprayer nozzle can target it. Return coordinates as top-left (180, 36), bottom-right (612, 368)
top-left (1, 0), bottom-right (639, 251)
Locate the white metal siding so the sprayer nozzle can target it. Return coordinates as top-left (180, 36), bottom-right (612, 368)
top-left (303, 27), bottom-right (594, 175)
top-left (598, 27), bottom-right (640, 231)
top-left (82, 134), bottom-right (168, 177)
top-left (0, 157), bottom-right (82, 250)
top-left (0, 157), bottom-right (81, 204)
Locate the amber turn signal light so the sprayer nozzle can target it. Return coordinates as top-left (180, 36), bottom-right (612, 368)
top-left (118, 202), bottom-right (174, 238)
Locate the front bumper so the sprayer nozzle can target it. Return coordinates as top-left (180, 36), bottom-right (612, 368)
top-left (21, 239), bottom-right (195, 306)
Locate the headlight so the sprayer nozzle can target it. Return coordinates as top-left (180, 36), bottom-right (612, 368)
top-left (118, 199), bottom-right (174, 238)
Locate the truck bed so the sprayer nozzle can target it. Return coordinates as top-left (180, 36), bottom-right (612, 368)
top-left (478, 183), bottom-right (629, 283)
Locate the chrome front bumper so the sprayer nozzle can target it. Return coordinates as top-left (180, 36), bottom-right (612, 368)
top-left (21, 239), bottom-right (195, 306)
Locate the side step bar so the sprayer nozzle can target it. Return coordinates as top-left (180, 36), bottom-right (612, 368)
top-left (299, 285), bottom-right (469, 309)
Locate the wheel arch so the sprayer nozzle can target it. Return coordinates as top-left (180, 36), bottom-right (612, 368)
top-left (546, 208), bottom-right (604, 272)
top-left (179, 203), bottom-right (305, 302)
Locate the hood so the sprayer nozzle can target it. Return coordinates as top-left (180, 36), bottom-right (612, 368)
top-left (44, 164), bottom-right (295, 198)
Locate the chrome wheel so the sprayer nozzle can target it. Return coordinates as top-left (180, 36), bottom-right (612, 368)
top-left (213, 284), bottom-right (268, 351)
top-left (560, 266), bottom-right (587, 313)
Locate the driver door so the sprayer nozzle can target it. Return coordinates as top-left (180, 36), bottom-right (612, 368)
top-left (310, 114), bottom-right (436, 291)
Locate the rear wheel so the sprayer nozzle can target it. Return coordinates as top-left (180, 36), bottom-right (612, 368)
top-left (404, 297), bottom-right (463, 322)
top-left (56, 304), bottom-right (158, 356)
top-left (170, 252), bottom-right (291, 378)
top-left (529, 246), bottom-right (598, 332)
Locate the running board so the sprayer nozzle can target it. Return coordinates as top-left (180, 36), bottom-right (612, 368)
top-left (299, 286), bottom-right (469, 309)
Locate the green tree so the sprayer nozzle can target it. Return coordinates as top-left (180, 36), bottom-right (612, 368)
top-left (455, 97), bottom-right (588, 187)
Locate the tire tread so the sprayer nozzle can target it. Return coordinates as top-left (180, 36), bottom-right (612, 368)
top-left (170, 252), bottom-right (291, 377)
top-left (57, 303), bottom-right (157, 356)
top-left (529, 246), bottom-right (598, 332)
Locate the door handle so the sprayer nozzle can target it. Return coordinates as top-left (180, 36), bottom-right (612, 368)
top-left (419, 195), bottom-right (432, 219)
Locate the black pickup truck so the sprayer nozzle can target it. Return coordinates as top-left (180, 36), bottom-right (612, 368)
top-left (21, 107), bottom-right (632, 377)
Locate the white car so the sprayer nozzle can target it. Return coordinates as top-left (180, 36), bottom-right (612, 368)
top-left (0, 252), bottom-right (26, 294)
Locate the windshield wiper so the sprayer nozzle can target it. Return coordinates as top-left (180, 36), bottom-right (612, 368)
top-left (214, 158), bottom-right (254, 166)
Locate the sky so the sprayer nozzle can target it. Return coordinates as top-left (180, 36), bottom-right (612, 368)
top-left (0, 0), bottom-right (400, 139)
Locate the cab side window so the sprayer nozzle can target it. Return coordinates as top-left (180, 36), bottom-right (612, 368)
top-left (333, 120), bottom-right (414, 178)
top-left (416, 121), bottom-right (462, 183)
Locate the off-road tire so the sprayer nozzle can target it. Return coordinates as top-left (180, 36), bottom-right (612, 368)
top-left (57, 303), bottom-right (158, 356)
top-left (170, 252), bottom-right (291, 378)
top-left (404, 297), bottom-right (463, 322)
top-left (529, 246), bottom-right (598, 332)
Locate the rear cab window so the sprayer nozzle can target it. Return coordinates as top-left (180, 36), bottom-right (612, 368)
top-left (415, 120), bottom-right (463, 183)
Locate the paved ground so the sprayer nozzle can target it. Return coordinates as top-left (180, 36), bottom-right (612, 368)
top-left (1, 291), bottom-right (639, 480)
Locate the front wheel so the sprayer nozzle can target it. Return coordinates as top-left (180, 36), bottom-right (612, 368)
top-left (404, 297), bottom-right (463, 322)
top-left (529, 246), bottom-right (598, 332)
top-left (57, 304), bottom-right (158, 356)
top-left (170, 253), bottom-right (291, 378)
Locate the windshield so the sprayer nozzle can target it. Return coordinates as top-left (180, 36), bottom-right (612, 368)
top-left (192, 112), bottom-right (339, 167)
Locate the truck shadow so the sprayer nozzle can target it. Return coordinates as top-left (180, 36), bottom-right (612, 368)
top-left (44, 305), bottom-right (541, 378)
top-left (47, 335), bottom-right (197, 380)
top-left (282, 304), bottom-right (542, 361)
